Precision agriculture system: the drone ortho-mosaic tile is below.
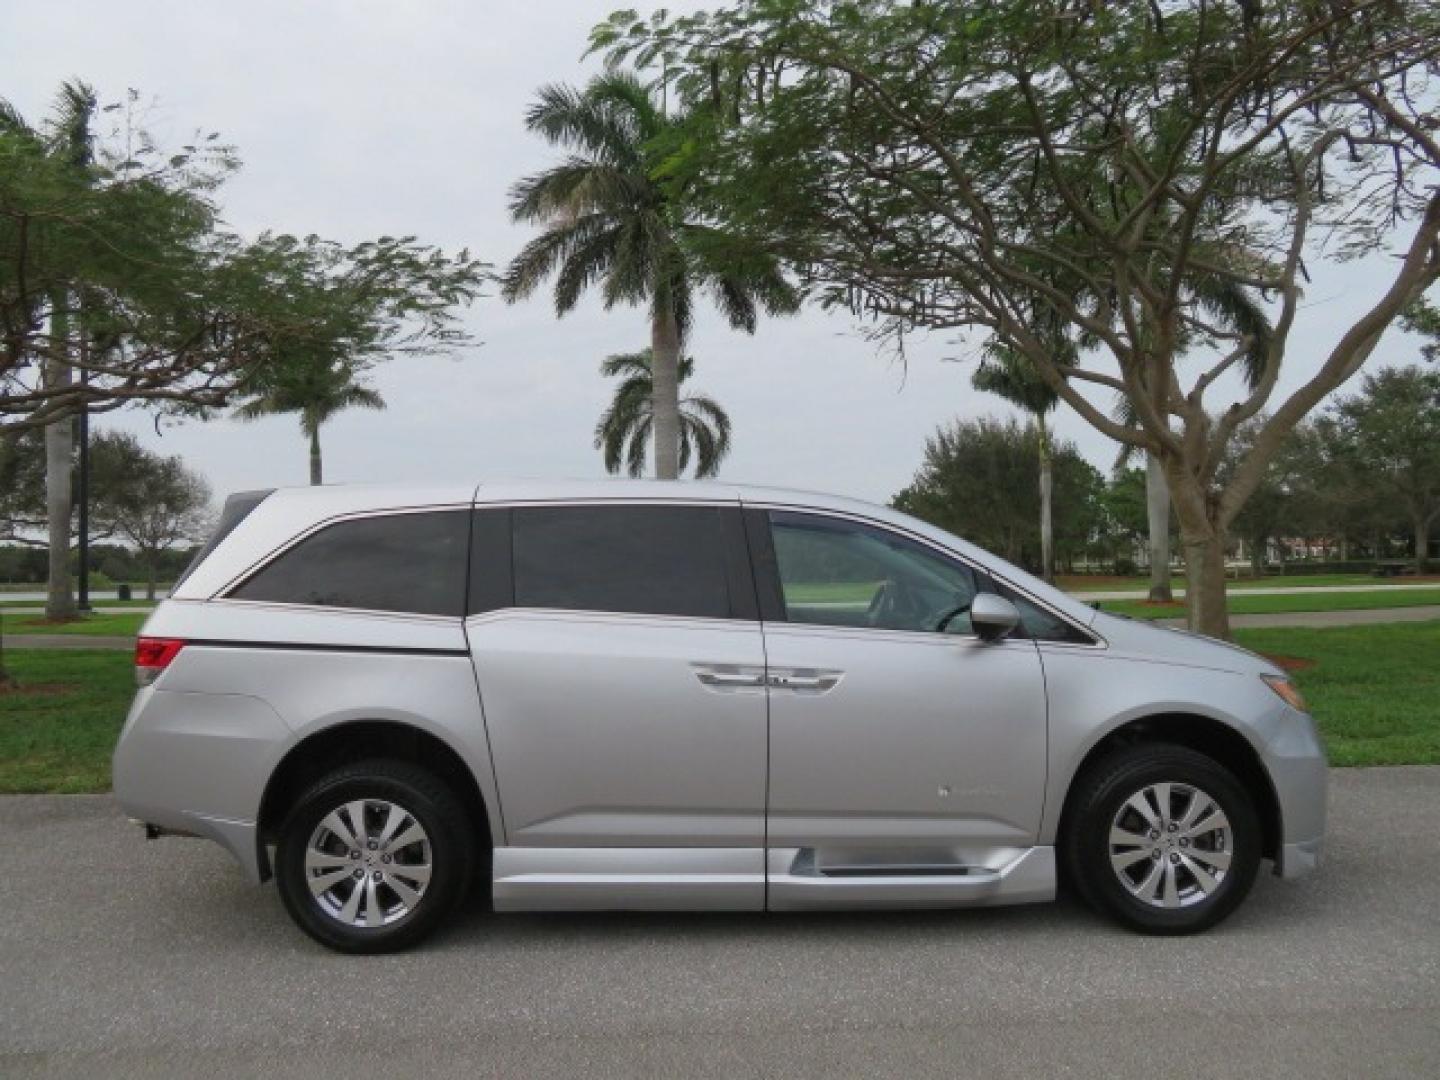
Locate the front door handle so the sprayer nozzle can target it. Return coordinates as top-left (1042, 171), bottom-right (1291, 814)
top-left (694, 666), bottom-right (766, 690)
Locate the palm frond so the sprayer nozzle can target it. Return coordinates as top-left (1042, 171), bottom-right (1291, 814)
top-left (624, 414), bottom-right (652, 477)
top-left (971, 346), bottom-right (1059, 419)
top-left (710, 273), bottom-right (760, 334)
top-left (45, 80), bottom-right (97, 167)
top-left (599, 349), bottom-right (653, 379)
top-left (595, 347), bottom-right (727, 478)
top-left (1190, 274), bottom-right (1273, 389)
top-left (508, 160), bottom-right (648, 225)
top-left (0, 97), bottom-right (31, 136)
top-left (680, 394), bottom-right (732, 478)
top-left (500, 212), bottom-right (614, 306)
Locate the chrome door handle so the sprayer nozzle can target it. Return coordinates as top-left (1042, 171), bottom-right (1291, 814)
top-left (694, 667), bottom-right (766, 689)
top-left (767, 672), bottom-right (842, 693)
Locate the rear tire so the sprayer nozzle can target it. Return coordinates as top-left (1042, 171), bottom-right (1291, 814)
top-left (275, 758), bottom-right (475, 953)
top-left (1063, 744), bottom-right (1261, 935)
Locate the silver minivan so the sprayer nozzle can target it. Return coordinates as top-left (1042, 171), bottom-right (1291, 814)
top-left (113, 481), bottom-right (1326, 952)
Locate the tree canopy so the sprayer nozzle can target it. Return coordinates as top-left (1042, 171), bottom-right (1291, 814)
top-left (593, 0), bottom-right (1440, 635)
top-left (893, 416), bottom-right (1103, 572)
top-left (1, 86), bottom-right (489, 435)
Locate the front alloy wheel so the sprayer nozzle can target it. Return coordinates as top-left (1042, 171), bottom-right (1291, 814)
top-left (1065, 744), bottom-right (1261, 934)
top-left (1107, 782), bottom-right (1232, 909)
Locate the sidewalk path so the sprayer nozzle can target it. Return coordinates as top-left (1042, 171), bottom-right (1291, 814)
top-left (1156, 604), bottom-right (1440, 630)
top-left (1, 635), bottom-right (136, 650)
top-left (1, 607), bottom-right (142, 616)
top-left (1074, 581), bottom-right (1440, 601)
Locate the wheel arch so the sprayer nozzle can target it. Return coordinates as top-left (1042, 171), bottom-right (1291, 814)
top-left (1056, 712), bottom-right (1282, 865)
top-left (257, 719), bottom-right (495, 882)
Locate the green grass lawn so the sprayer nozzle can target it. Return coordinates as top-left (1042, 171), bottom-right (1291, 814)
top-left (783, 581), bottom-right (880, 604)
top-left (1098, 587), bottom-right (1440, 621)
top-left (2, 621), bottom-right (1436, 792)
top-left (0, 650), bottom-right (134, 793)
top-left (1235, 621), bottom-right (1440, 767)
top-left (0, 598), bottom-right (159, 609)
top-left (0, 612), bottom-right (147, 636)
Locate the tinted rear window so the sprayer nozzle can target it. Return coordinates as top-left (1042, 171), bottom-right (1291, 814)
top-left (230, 510), bottom-right (468, 616)
top-left (512, 505), bottom-right (731, 618)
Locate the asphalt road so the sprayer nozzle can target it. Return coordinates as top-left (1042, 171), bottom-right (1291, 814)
top-left (3, 768), bottom-right (1438, 1079)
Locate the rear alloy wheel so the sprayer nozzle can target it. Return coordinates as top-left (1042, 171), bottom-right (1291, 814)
top-left (1065, 744), bottom-right (1261, 934)
top-left (276, 759), bottom-right (474, 953)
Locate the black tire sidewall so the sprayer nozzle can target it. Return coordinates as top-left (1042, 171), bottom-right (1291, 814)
top-left (275, 761), bottom-right (473, 954)
top-left (1067, 746), bottom-right (1261, 935)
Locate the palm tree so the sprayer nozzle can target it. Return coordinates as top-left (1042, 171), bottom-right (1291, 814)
top-left (1, 82), bottom-right (98, 620)
top-left (1113, 271), bottom-right (1274, 600)
top-left (502, 72), bottom-right (795, 479)
top-left (972, 347), bottom-right (1061, 582)
top-left (233, 359), bottom-right (384, 485)
top-left (595, 348), bottom-right (731, 478)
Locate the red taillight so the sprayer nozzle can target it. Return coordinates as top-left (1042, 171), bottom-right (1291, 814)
top-left (135, 637), bottom-right (185, 686)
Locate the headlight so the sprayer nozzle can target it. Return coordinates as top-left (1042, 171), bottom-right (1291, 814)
top-left (1261, 673), bottom-right (1307, 712)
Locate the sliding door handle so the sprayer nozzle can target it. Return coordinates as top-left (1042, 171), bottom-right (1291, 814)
top-left (768, 671), bottom-right (842, 693)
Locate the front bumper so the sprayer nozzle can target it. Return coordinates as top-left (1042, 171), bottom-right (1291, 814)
top-left (1264, 708), bottom-right (1328, 880)
top-left (1279, 836), bottom-right (1323, 880)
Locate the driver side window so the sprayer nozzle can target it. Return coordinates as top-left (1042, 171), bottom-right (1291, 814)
top-left (768, 512), bottom-right (978, 634)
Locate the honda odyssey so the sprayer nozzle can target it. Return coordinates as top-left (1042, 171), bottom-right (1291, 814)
top-left (113, 481), bottom-right (1326, 952)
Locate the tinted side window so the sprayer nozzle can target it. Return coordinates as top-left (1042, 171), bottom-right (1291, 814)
top-left (769, 512), bottom-right (977, 633)
top-left (993, 582), bottom-right (1095, 644)
top-left (512, 506), bottom-right (731, 619)
top-left (230, 511), bottom-right (468, 617)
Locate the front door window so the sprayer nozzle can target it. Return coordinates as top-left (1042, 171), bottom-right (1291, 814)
top-left (768, 511), bottom-right (978, 634)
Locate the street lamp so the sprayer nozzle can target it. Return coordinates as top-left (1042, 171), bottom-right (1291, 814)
top-left (76, 364), bottom-right (91, 613)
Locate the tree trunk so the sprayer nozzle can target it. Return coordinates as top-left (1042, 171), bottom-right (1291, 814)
top-left (309, 426), bottom-right (323, 486)
top-left (650, 308), bottom-right (682, 480)
top-left (1417, 516), bottom-right (1431, 575)
top-left (1145, 452), bottom-right (1172, 602)
top-left (1037, 420), bottom-right (1054, 584)
top-left (1166, 457), bottom-right (1233, 640)
top-left (146, 557), bottom-right (158, 602)
top-left (44, 323), bottom-right (75, 621)
top-left (1181, 529), bottom-right (1232, 640)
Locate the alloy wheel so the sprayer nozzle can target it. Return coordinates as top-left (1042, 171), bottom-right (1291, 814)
top-left (304, 798), bottom-right (433, 928)
top-left (1108, 782), bottom-right (1232, 909)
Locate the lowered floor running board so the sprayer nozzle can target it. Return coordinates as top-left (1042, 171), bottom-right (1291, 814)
top-left (490, 845), bottom-right (1056, 912)
top-left (766, 846), bottom-right (1055, 910)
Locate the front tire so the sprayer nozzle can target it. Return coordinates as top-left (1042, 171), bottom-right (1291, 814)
top-left (1063, 744), bottom-right (1261, 935)
top-left (275, 759), bottom-right (475, 953)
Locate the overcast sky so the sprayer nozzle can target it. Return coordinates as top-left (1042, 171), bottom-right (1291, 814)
top-left (4, 1), bottom-right (1431, 505)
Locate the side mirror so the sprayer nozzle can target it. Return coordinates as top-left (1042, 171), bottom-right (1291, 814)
top-left (970, 593), bottom-right (1020, 641)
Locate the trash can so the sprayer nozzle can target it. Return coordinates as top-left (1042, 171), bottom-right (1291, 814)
top-left (117, 583), bottom-right (132, 601)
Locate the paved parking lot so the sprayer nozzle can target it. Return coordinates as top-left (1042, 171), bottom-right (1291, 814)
top-left (3, 767), bottom-right (1438, 1079)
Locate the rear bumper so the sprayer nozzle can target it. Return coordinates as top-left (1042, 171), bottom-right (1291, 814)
top-left (113, 685), bottom-right (286, 884)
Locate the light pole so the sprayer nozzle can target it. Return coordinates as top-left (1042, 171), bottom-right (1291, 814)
top-left (76, 363), bottom-right (91, 613)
